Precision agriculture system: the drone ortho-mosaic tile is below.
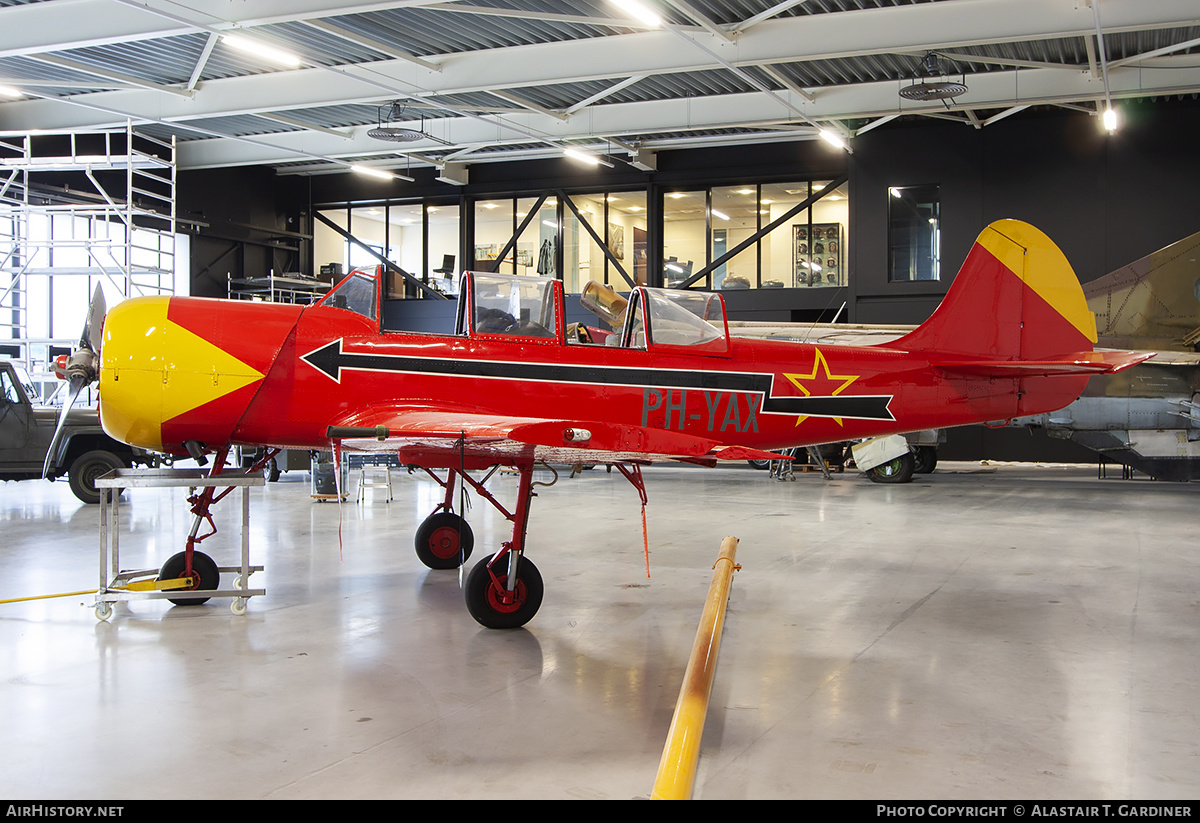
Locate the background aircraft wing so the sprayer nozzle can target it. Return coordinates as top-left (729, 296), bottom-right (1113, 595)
top-left (324, 407), bottom-right (783, 466)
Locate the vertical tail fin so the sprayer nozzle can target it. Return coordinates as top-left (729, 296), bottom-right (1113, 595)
top-left (894, 219), bottom-right (1097, 361)
top-left (891, 220), bottom-right (1149, 419)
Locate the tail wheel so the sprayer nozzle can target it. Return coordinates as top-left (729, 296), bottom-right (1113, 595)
top-left (158, 551), bottom-right (219, 606)
top-left (867, 452), bottom-right (916, 484)
top-left (465, 555), bottom-right (543, 629)
top-left (415, 512), bottom-right (474, 569)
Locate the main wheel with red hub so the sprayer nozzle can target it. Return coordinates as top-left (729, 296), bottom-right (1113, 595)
top-left (158, 550), bottom-right (219, 606)
top-left (464, 555), bottom-right (543, 629)
top-left (414, 512), bottom-right (474, 569)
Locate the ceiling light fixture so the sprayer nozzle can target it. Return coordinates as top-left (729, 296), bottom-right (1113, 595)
top-left (711, 209), bottom-right (730, 221)
top-left (609, 0), bottom-right (663, 27)
top-left (222, 34), bottom-right (302, 68)
top-left (1103, 106), bottom-right (1119, 132)
top-left (351, 164), bottom-right (412, 182)
top-left (564, 147), bottom-right (614, 168)
top-left (0, 85), bottom-right (23, 99)
top-left (818, 130), bottom-right (848, 151)
top-left (899, 52), bottom-right (968, 103)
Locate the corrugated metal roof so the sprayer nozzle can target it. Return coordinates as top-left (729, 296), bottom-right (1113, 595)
top-left (0, 0), bottom-right (1197, 172)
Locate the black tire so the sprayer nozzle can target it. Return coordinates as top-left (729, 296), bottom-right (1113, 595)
top-left (415, 512), bottom-right (474, 569)
top-left (465, 555), bottom-right (543, 629)
top-left (748, 459), bottom-right (771, 470)
top-left (158, 551), bottom-right (219, 606)
top-left (68, 449), bottom-right (125, 504)
top-left (913, 446), bottom-right (938, 474)
top-left (265, 458), bottom-right (280, 482)
top-left (867, 452), bottom-right (916, 484)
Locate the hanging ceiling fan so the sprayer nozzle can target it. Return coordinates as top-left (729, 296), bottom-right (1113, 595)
top-left (899, 52), bottom-right (969, 102)
top-left (367, 101), bottom-right (452, 144)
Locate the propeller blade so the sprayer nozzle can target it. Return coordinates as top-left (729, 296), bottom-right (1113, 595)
top-left (42, 374), bottom-right (86, 479)
top-left (43, 285), bottom-right (107, 479)
top-left (81, 284), bottom-right (106, 355)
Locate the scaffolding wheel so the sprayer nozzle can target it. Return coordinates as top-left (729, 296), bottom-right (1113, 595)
top-left (231, 597), bottom-right (247, 616)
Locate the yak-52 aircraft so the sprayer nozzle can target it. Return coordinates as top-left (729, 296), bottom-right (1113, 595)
top-left (52, 219), bottom-right (1148, 628)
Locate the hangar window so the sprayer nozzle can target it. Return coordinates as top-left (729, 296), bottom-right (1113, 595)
top-left (314, 202), bottom-right (453, 298)
top-left (473, 191), bottom-right (647, 295)
top-left (664, 180), bottom-right (848, 291)
top-left (888, 185), bottom-right (940, 282)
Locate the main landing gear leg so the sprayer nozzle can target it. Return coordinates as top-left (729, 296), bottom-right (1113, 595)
top-left (414, 468), bottom-right (475, 569)
top-left (157, 445), bottom-right (237, 605)
top-left (464, 460), bottom-right (544, 629)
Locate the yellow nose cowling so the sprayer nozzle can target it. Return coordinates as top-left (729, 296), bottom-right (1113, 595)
top-left (99, 297), bottom-right (264, 453)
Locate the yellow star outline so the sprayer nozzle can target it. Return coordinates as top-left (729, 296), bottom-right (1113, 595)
top-left (783, 348), bottom-right (861, 426)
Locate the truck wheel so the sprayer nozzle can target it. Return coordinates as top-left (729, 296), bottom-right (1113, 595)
top-left (68, 450), bottom-right (125, 504)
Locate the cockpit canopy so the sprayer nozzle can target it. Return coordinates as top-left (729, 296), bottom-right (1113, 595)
top-left (456, 272), bottom-right (563, 340)
top-left (320, 268), bottom-right (731, 356)
top-left (452, 271), bottom-right (730, 355)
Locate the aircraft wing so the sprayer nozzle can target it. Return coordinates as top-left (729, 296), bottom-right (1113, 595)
top-left (324, 408), bottom-right (784, 467)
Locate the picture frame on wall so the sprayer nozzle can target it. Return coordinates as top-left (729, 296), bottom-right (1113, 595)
top-left (607, 223), bottom-right (625, 260)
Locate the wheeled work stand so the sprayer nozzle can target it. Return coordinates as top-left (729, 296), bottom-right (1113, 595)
top-left (93, 468), bottom-right (266, 620)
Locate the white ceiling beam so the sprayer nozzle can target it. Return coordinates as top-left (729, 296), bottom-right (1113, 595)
top-left (983, 105), bottom-right (1030, 126)
top-left (422, 3), bottom-right (664, 30)
top-left (186, 32), bottom-right (220, 91)
top-left (1108, 34), bottom-right (1200, 70)
top-left (758, 64), bottom-right (817, 103)
top-left (3, 0), bottom-right (1199, 172)
top-left (933, 51), bottom-right (1086, 72)
top-left (299, 18), bottom-right (441, 72)
top-left (0, 0), bottom-right (193, 58)
top-left (485, 89), bottom-right (570, 122)
top-left (853, 114), bottom-right (899, 136)
top-left (171, 57), bottom-right (1200, 170)
top-left (663, 0), bottom-right (736, 44)
top-left (564, 76), bottom-right (646, 115)
top-left (26, 54), bottom-right (194, 99)
top-left (255, 112), bottom-right (355, 139)
top-left (731, 0), bottom-right (812, 34)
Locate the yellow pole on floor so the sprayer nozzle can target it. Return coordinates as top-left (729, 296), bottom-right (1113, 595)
top-left (651, 535), bottom-right (741, 800)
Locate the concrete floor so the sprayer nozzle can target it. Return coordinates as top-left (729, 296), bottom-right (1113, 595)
top-left (1, 460), bottom-right (1198, 800)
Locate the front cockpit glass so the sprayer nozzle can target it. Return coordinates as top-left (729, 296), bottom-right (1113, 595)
top-left (470, 273), bottom-right (558, 338)
top-left (319, 273), bottom-right (377, 320)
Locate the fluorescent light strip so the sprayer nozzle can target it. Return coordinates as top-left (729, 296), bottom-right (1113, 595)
top-left (818, 129), bottom-right (847, 150)
top-left (350, 164), bottom-right (413, 182)
top-left (0, 85), bottom-right (22, 99)
top-left (223, 35), bottom-right (302, 68)
top-left (564, 148), bottom-right (614, 168)
top-left (609, 0), bottom-right (662, 27)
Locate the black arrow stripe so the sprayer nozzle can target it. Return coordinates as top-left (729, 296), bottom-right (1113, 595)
top-left (301, 339), bottom-right (895, 421)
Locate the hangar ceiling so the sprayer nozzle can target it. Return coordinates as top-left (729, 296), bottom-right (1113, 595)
top-left (2, 0), bottom-right (1199, 177)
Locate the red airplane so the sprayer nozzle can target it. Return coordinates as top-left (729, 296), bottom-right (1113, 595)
top-left (59, 219), bottom-right (1148, 628)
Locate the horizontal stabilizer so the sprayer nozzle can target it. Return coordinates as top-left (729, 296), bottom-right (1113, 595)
top-left (932, 350), bottom-right (1152, 378)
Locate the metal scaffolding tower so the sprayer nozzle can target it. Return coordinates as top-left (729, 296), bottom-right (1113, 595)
top-left (0, 123), bottom-right (177, 401)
